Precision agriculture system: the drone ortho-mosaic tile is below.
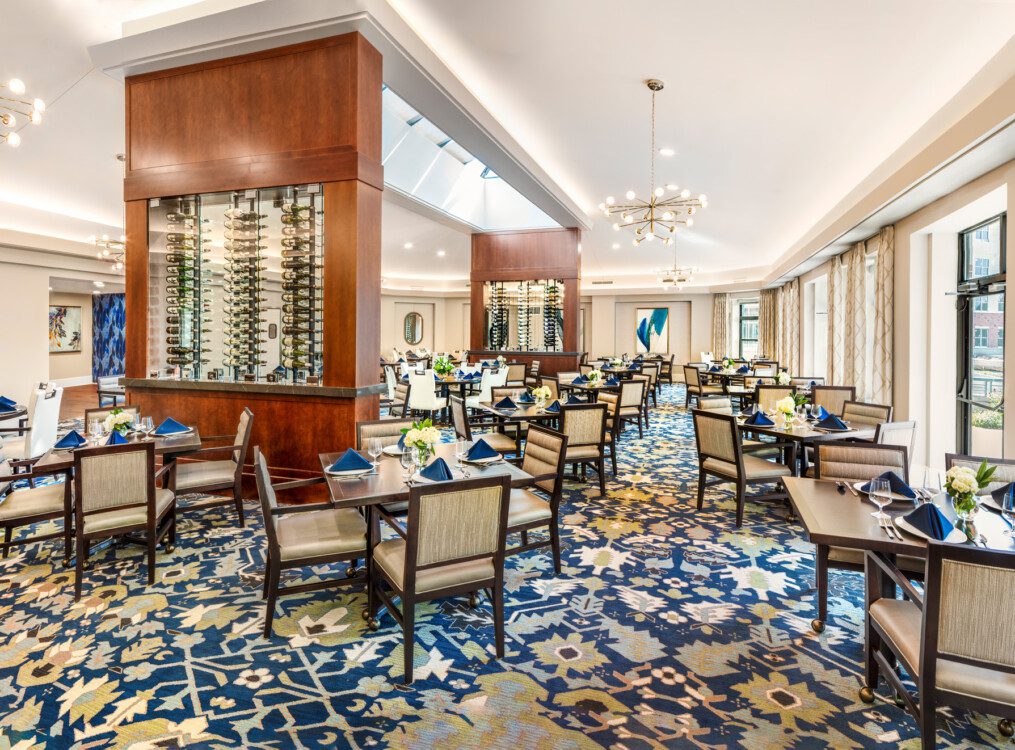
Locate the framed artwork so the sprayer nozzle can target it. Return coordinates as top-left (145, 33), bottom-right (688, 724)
top-left (635, 307), bottom-right (669, 353)
top-left (49, 305), bottom-right (82, 353)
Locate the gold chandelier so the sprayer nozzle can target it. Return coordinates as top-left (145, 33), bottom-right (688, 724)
top-left (1, 78), bottom-right (45, 147)
top-left (599, 79), bottom-right (707, 247)
top-left (90, 234), bottom-right (126, 272)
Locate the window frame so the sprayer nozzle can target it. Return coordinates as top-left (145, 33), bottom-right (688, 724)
top-left (737, 300), bottom-right (759, 359)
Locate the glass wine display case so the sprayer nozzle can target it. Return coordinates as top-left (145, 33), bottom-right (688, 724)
top-left (482, 279), bottom-right (565, 352)
top-left (147, 184), bottom-right (324, 382)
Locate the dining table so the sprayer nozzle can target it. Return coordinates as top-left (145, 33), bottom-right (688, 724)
top-left (472, 400), bottom-right (563, 427)
top-left (0, 405), bottom-right (28, 425)
top-left (557, 381), bottom-right (620, 401)
top-left (737, 415), bottom-right (875, 476)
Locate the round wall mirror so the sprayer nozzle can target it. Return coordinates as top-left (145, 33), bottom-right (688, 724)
top-left (403, 312), bottom-right (424, 345)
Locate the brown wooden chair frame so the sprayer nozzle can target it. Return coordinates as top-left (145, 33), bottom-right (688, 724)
top-left (508, 424), bottom-right (568, 572)
top-left (560, 402), bottom-right (608, 497)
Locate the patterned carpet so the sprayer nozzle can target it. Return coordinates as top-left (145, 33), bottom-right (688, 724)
top-left (0, 385), bottom-right (1007, 748)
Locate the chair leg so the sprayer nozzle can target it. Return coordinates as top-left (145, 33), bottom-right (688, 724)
top-left (813, 545), bottom-right (829, 633)
top-left (233, 485), bottom-right (245, 528)
top-left (261, 551), bottom-right (271, 600)
top-left (402, 599), bottom-right (416, 686)
top-left (919, 697), bottom-right (937, 750)
top-left (637, 415), bottom-right (644, 439)
top-left (597, 458), bottom-right (606, 496)
top-left (147, 529), bottom-right (157, 586)
top-left (2, 526), bottom-right (10, 558)
top-left (74, 535), bottom-right (85, 601)
top-left (610, 447), bottom-right (617, 476)
top-left (520, 530), bottom-right (529, 546)
top-left (549, 520), bottom-right (562, 575)
top-left (493, 582), bottom-right (505, 659)
top-left (262, 557), bottom-right (281, 638)
top-left (735, 480), bottom-right (746, 528)
top-left (696, 470), bottom-right (706, 510)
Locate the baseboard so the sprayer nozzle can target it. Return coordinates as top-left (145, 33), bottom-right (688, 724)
top-left (52, 375), bottom-right (94, 388)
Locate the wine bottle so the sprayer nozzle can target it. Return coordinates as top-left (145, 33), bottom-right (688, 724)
top-left (281, 226), bottom-right (310, 238)
top-left (223, 209), bottom-right (266, 220)
top-left (165, 211), bottom-right (195, 223)
top-left (282, 202), bottom-right (312, 214)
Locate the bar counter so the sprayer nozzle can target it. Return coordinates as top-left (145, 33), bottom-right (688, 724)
top-left (466, 350), bottom-right (580, 376)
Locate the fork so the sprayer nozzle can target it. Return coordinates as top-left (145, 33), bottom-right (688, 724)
top-left (879, 516), bottom-right (899, 540)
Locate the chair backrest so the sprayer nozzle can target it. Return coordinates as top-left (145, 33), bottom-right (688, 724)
top-left (491, 386), bottom-right (528, 402)
top-left (233, 407), bottom-right (254, 463)
top-left (74, 442), bottom-right (155, 521)
top-left (842, 400), bottom-right (893, 427)
top-left (945, 453), bottom-right (1015, 495)
top-left (682, 365), bottom-right (702, 388)
top-left (357, 417), bottom-right (414, 450)
top-left (521, 424), bottom-right (567, 497)
top-left (84, 405), bottom-right (140, 430)
top-left (408, 370), bottom-right (442, 410)
top-left (697, 396), bottom-right (733, 415)
top-left (700, 351), bottom-right (714, 363)
top-left (742, 375), bottom-right (768, 391)
top-left (874, 420), bottom-right (917, 456)
top-left (753, 365), bottom-right (777, 377)
top-left (529, 360), bottom-right (541, 377)
top-left (579, 364), bottom-right (593, 376)
top-left (506, 362), bottom-right (527, 385)
top-left (384, 366), bottom-right (398, 400)
top-left (756, 385), bottom-right (794, 413)
top-left (539, 376), bottom-right (559, 400)
top-left (253, 446), bottom-right (280, 551)
top-left (23, 382), bottom-right (55, 427)
top-left (392, 382), bottom-right (410, 416)
top-left (557, 371), bottom-right (580, 384)
top-left (692, 410), bottom-right (740, 466)
top-left (560, 402), bottom-right (607, 449)
top-left (26, 387), bottom-right (62, 458)
top-left (814, 441), bottom-right (908, 482)
top-left (404, 475), bottom-right (510, 574)
top-left (811, 385), bottom-right (856, 417)
top-left (640, 362), bottom-right (659, 387)
top-left (620, 378), bottom-right (646, 408)
top-left (791, 376), bottom-right (825, 387)
top-left (449, 396), bottom-right (471, 441)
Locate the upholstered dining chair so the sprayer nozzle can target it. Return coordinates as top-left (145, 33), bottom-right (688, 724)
top-left (597, 390), bottom-right (621, 475)
top-left (756, 384), bottom-right (794, 413)
top-left (620, 376), bottom-right (649, 437)
top-left (14, 381), bottom-right (55, 432)
top-left (539, 376), bottom-right (560, 401)
top-left (366, 474), bottom-right (512, 685)
top-left (253, 448), bottom-right (368, 637)
top-left (1, 386), bottom-right (62, 461)
top-left (945, 453), bottom-right (1015, 495)
top-left (508, 424), bottom-right (567, 572)
top-left (449, 396), bottom-right (518, 457)
top-left (639, 362), bottom-right (660, 406)
top-left (691, 409), bottom-right (791, 528)
top-left (172, 408), bottom-right (253, 527)
top-left (83, 405), bottom-right (140, 430)
top-left (505, 363), bottom-right (528, 387)
top-left (356, 418), bottom-right (414, 452)
top-left (753, 364), bottom-right (777, 377)
top-left (72, 442), bottom-right (176, 600)
top-left (556, 371), bottom-right (580, 385)
top-left (659, 355), bottom-right (675, 385)
top-left (860, 543), bottom-right (1015, 746)
top-left (811, 441), bottom-right (916, 633)
top-left (389, 381), bottom-right (410, 417)
top-left (811, 385), bottom-right (856, 417)
top-left (875, 420), bottom-right (917, 456)
top-left (0, 454), bottom-right (72, 563)
top-left (683, 365), bottom-right (723, 408)
top-left (465, 367), bottom-right (506, 411)
top-left (384, 366), bottom-right (398, 401)
top-left (697, 396), bottom-right (781, 458)
top-left (842, 400), bottom-right (893, 426)
top-left (791, 376), bottom-right (825, 388)
top-left (560, 402), bottom-right (608, 496)
top-left (407, 370), bottom-right (447, 421)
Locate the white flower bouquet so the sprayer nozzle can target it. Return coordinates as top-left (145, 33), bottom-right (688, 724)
top-left (587, 369), bottom-right (603, 383)
top-left (945, 459), bottom-right (995, 519)
top-left (610, 358), bottom-right (623, 367)
top-left (776, 371), bottom-right (792, 386)
top-left (104, 408), bottom-right (135, 435)
top-left (531, 386), bottom-right (551, 402)
top-left (774, 395), bottom-right (796, 418)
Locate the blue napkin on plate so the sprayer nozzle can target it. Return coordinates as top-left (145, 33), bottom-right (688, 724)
top-left (273, 365), bottom-right (286, 374)
top-left (605, 376), bottom-right (619, 386)
top-left (861, 470), bottom-right (917, 499)
top-left (816, 414), bottom-right (848, 431)
top-left (420, 457), bottom-right (454, 482)
top-left (467, 439), bottom-right (499, 461)
top-left (814, 405), bottom-right (829, 420)
top-left (634, 355), bottom-right (643, 361)
top-left (397, 432), bottom-right (406, 450)
top-left (401, 375), bottom-right (409, 382)
top-left (55, 430), bottom-right (87, 449)
top-left (903, 504), bottom-right (954, 541)
top-left (105, 431), bottom-right (129, 446)
top-left (809, 380), bottom-right (817, 388)
top-left (737, 365), bottom-right (750, 373)
top-left (990, 482), bottom-right (1015, 505)
top-left (495, 396), bottom-right (517, 410)
top-left (565, 395), bottom-right (583, 404)
top-left (543, 400), bottom-right (561, 414)
top-left (709, 365), bottom-right (721, 372)
top-left (518, 391), bottom-right (535, 403)
top-left (745, 411), bottom-right (774, 426)
top-left (571, 376), bottom-right (584, 384)
top-left (742, 403), bottom-right (756, 416)
top-left (0, 396), bottom-right (16, 411)
top-left (154, 417), bottom-right (189, 436)
top-left (329, 448), bottom-right (372, 473)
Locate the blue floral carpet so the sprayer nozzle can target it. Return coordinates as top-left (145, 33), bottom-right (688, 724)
top-left (0, 385), bottom-right (1007, 748)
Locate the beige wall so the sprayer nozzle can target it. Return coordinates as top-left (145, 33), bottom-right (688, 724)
top-left (48, 292), bottom-right (94, 385)
top-left (0, 262), bottom-right (51, 404)
top-left (380, 292), bottom-right (471, 355)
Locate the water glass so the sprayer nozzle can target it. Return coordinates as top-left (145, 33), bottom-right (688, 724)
top-left (922, 468), bottom-right (942, 497)
top-left (367, 438), bottom-right (383, 469)
top-left (88, 418), bottom-right (103, 444)
top-left (400, 446), bottom-right (415, 479)
top-left (869, 477), bottom-right (892, 520)
top-left (455, 439), bottom-right (469, 468)
top-left (1002, 485), bottom-right (1015, 537)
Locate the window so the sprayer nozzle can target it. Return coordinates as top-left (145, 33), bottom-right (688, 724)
top-left (962, 216), bottom-right (1005, 281)
top-left (974, 228), bottom-right (990, 241)
top-left (973, 297), bottom-right (989, 312)
top-left (999, 329), bottom-right (1005, 349)
top-left (1001, 297), bottom-right (1006, 313)
top-left (973, 327), bottom-right (989, 348)
top-left (738, 301), bottom-right (759, 359)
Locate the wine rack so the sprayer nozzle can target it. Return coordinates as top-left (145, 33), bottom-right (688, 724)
top-left (516, 281), bottom-right (531, 351)
top-left (278, 191), bottom-right (323, 377)
top-left (543, 282), bottom-right (561, 350)
top-left (222, 202), bottom-right (266, 375)
top-left (487, 282), bottom-right (508, 350)
top-left (162, 199), bottom-right (209, 376)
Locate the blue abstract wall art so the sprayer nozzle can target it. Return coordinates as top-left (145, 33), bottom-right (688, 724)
top-left (92, 293), bottom-right (126, 380)
top-left (635, 307), bottom-right (669, 353)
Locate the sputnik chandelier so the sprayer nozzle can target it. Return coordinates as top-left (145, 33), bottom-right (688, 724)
top-left (598, 79), bottom-right (707, 247)
top-left (90, 234), bottom-right (126, 272)
top-left (657, 242), bottom-right (698, 290)
top-left (1, 78), bottom-right (45, 147)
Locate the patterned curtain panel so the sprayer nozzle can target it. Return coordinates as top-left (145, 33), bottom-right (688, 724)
top-left (871, 226), bottom-right (894, 404)
top-left (711, 293), bottom-right (731, 357)
top-left (758, 289), bottom-right (779, 360)
top-left (92, 293), bottom-right (126, 381)
top-left (775, 279), bottom-right (800, 373)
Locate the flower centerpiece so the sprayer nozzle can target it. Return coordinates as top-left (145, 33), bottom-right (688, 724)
top-left (944, 459), bottom-right (995, 520)
top-left (400, 418), bottom-right (440, 466)
top-left (587, 368), bottom-right (604, 385)
top-left (531, 385), bottom-right (551, 407)
top-left (433, 355), bottom-right (454, 379)
top-left (774, 395), bottom-right (796, 427)
top-left (104, 407), bottom-right (134, 436)
top-left (610, 358), bottom-right (623, 367)
top-left (776, 371), bottom-right (792, 386)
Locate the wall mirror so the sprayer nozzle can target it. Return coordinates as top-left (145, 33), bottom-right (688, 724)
top-left (403, 312), bottom-right (424, 345)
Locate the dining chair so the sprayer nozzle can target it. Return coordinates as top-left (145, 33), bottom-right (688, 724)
top-left (811, 385), bottom-right (856, 417)
top-left (253, 448), bottom-right (369, 637)
top-left (791, 376), bottom-right (825, 388)
top-left (640, 362), bottom-right (660, 406)
top-left (465, 368), bottom-right (504, 411)
top-left (407, 370), bottom-right (447, 421)
top-left (875, 420), bottom-right (917, 456)
top-left (597, 390), bottom-right (621, 475)
top-left (697, 396), bottom-right (782, 458)
top-left (449, 396), bottom-right (518, 456)
top-left (0, 454), bottom-right (72, 563)
top-left (756, 384), bottom-right (795, 413)
top-left (860, 543), bottom-right (1015, 747)
top-left (524, 360), bottom-right (541, 387)
top-left (367, 474), bottom-right (512, 685)
top-left (172, 408), bottom-right (253, 527)
top-left (811, 441), bottom-right (918, 633)
top-left (700, 351), bottom-right (714, 364)
top-left (72, 442), bottom-right (177, 600)
top-left (620, 376), bottom-right (648, 437)
top-left (556, 371), bottom-right (580, 385)
top-left (691, 409), bottom-right (790, 528)
top-left (579, 364), bottom-right (594, 377)
top-left (842, 400), bottom-right (893, 426)
top-left (559, 402), bottom-right (608, 496)
top-left (683, 365), bottom-right (723, 408)
top-left (659, 355), bottom-right (675, 385)
top-left (753, 365), bottom-right (777, 377)
top-left (0, 386), bottom-right (63, 462)
top-left (539, 376), bottom-right (560, 401)
top-left (944, 453), bottom-right (1015, 494)
top-left (388, 381), bottom-right (411, 417)
top-left (356, 418), bottom-right (414, 451)
top-left (508, 424), bottom-right (567, 572)
top-left (506, 363), bottom-right (527, 387)
top-left (16, 381), bottom-right (54, 431)
top-left (96, 375), bottom-right (126, 407)
top-left (384, 366), bottom-right (398, 401)
top-left (83, 406), bottom-right (141, 439)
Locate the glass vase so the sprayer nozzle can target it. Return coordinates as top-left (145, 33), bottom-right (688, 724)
top-left (950, 491), bottom-right (978, 520)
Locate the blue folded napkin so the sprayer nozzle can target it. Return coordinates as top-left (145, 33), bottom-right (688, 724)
top-left (0, 396), bottom-right (16, 411)
top-left (420, 457), bottom-right (454, 482)
top-left (328, 448), bottom-right (372, 473)
top-left (518, 391), bottom-right (535, 403)
top-left (55, 430), bottom-right (87, 449)
top-left (861, 470), bottom-right (917, 499)
top-left (397, 432), bottom-right (406, 450)
top-left (543, 400), bottom-right (561, 414)
top-left (467, 439), bottom-right (499, 461)
top-left (745, 411), bottom-right (774, 426)
top-left (465, 372), bottom-right (477, 380)
top-left (816, 414), bottom-right (848, 431)
top-left (990, 482), bottom-right (1015, 505)
top-left (565, 395), bottom-right (583, 404)
top-left (737, 365), bottom-right (750, 374)
top-left (495, 396), bottom-right (517, 410)
top-left (434, 374), bottom-right (441, 381)
top-left (105, 431), bottom-right (129, 446)
top-left (709, 365), bottom-right (721, 372)
top-left (154, 417), bottom-right (189, 436)
top-left (742, 403), bottom-right (756, 416)
top-left (605, 377), bottom-right (619, 386)
top-left (903, 503), bottom-right (954, 541)
top-left (809, 380), bottom-right (817, 388)
top-left (815, 405), bottom-right (829, 420)
top-left (273, 365), bottom-right (286, 375)
top-left (571, 376), bottom-right (584, 384)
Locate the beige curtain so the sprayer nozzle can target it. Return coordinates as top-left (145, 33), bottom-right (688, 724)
top-left (871, 226), bottom-right (894, 404)
top-left (711, 293), bottom-right (731, 357)
top-left (758, 289), bottom-right (778, 359)
top-left (775, 278), bottom-right (800, 373)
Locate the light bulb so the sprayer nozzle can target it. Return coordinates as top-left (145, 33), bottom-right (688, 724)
top-left (698, 194), bottom-right (707, 202)
top-left (663, 238), bottom-right (672, 246)
top-left (645, 232), bottom-right (655, 242)
top-left (669, 225), bottom-right (676, 234)
top-left (686, 218), bottom-right (694, 227)
top-left (8, 78), bottom-right (25, 95)
top-left (96, 252), bottom-right (103, 259)
top-left (605, 196), bottom-right (615, 205)
top-left (102, 249), bottom-right (110, 257)
top-left (624, 215), bottom-right (634, 224)
top-left (625, 190), bottom-right (636, 200)
top-left (2, 113), bottom-right (14, 127)
top-left (654, 187), bottom-right (664, 198)
top-left (5, 131), bottom-right (20, 147)
top-left (612, 223), bottom-right (620, 231)
top-left (597, 202), bottom-right (605, 211)
top-left (680, 189), bottom-right (690, 199)
top-left (403, 242), bottom-right (413, 249)
top-left (32, 98), bottom-right (45, 113)
top-left (690, 207), bottom-right (697, 215)
top-left (662, 211), bottom-right (673, 221)
top-left (30, 110), bottom-right (41, 125)
top-left (632, 239), bottom-right (640, 247)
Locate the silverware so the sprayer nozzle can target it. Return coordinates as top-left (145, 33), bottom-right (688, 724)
top-left (844, 482), bottom-right (859, 497)
top-left (879, 516), bottom-right (899, 540)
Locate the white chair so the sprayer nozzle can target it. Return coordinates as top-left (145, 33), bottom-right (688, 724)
top-left (2, 387), bottom-right (62, 460)
top-left (384, 366), bottom-right (398, 401)
top-left (465, 367), bottom-right (507, 409)
top-left (407, 370), bottom-right (447, 419)
top-left (700, 351), bottom-right (714, 364)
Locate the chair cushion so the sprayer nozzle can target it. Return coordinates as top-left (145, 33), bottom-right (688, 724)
top-left (618, 407), bottom-right (640, 418)
top-left (373, 538), bottom-right (494, 594)
top-left (84, 489), bottom-right (175, 534)
top-left (477, 431), bottom-right (517, 453)
top-left (565, 445), bottom-right (601, 460)
top-left (276, 508), bottom-right (367, 561)
top-left (175, 459), bottom-right (237, 491)
top-left (869, 598), bottom-right (1015, 704)
top-left (0, 436), bottom-right (29, 460)
top-left (0, 483), bottom-right (65, 522)
top-left (703, 455), bottom-right (791, 480)
top-left (508, 489), bottom-right (552, 527)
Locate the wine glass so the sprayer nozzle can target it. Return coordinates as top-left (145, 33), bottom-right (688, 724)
top-left (88, 418), bottom-right (103, 445)
top-left (869, 477), bottom-right (892, 520)
top-left (134, 412), bottom-right (143, 433)
top-left (455, 439), bottom-right (470, 470)
top-left (400, 446), bottom-right (415, 481)
top-left (1001, 485), bottom-right (1015, 538)
top-left (922, 468), bottom-right (941, 498)
top-left (367, 438), bottom-right (383, 470)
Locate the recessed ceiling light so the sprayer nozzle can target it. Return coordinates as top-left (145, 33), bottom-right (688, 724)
top-left (48, 286), bottom-right (53, 291)
top-left (436, 250), bottom-right (446, 257)
top-left (612, 243), bottom-right (620, 249)
top-left (403, 242), bottom-right (413, 249)
top-left (659, 148), bottom-right (675, 156)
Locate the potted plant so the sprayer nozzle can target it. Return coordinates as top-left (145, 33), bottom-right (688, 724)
top-left (944, 459), bottom-right (995, 520)
top-left (433, 355), bottom-right (454, 379)
top-left (400, 418), bottom-right (440, 466)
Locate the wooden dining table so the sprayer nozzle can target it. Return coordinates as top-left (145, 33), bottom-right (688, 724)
top-left (0, 405), bottom-right (28, 425)
top-left (472, 400), bottom-right (562, 425)
top-left (557, 381), bottom-right (620, 401)
top-left (737, 416), bottom-right (875, 475)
